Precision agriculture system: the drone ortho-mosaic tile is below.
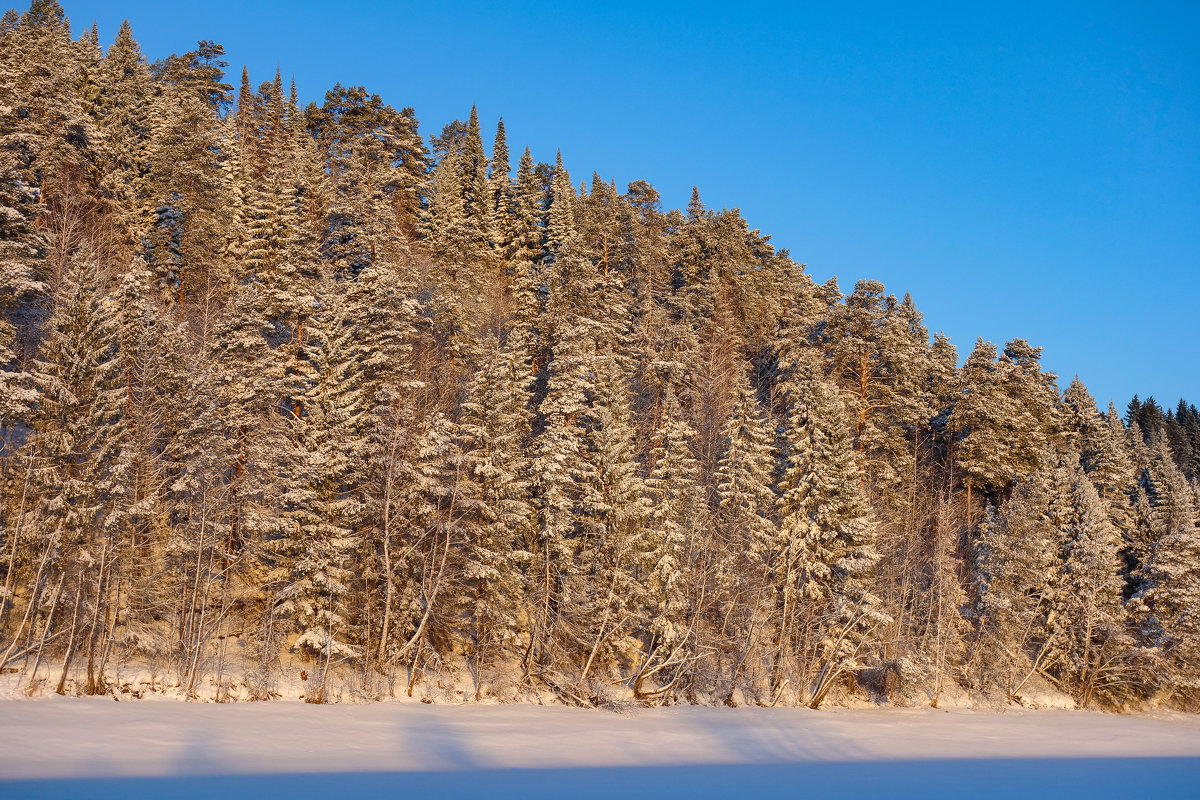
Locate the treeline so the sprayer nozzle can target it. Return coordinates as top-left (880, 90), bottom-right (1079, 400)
top-left (1, 1), bottom-right (1197, 709)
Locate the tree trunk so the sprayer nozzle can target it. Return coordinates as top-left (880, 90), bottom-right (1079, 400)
top-left (55, 572), bottom-right (86, 695)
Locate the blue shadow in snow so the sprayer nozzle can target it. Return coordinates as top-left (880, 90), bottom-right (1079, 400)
top-left (6, 757), bottom-right (1199, 799)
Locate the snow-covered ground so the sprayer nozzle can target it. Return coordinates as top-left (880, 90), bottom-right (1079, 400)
top-left (2, 700), bottom-right (1199, 798)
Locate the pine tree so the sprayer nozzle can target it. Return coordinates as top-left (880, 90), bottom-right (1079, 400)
top-left (307, 85), bottom-right (427, 273)
top-left (143, 65), bottom-right (232, 313)
top-left (951, 338), bottom-right (1058, 521)
top-left (825, 280), bottom-right (930, 495)
top-left (1, 4), bottom-right (1197, 706)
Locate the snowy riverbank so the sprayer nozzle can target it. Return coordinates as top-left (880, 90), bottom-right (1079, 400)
top-left (2, 699), bottom-right (1199, 797)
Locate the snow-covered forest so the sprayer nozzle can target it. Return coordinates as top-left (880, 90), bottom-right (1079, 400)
top-left (1, 1), bottom-right (1199, 710)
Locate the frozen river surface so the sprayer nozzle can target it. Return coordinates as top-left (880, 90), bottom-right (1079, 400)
top-left (2, 698), bottom-right (1199, 798)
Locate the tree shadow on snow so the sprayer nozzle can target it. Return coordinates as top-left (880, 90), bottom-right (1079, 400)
top-left (6, 757), bottom-right (1200, 800)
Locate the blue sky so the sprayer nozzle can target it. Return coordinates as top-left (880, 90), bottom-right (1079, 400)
top-left (58, 0), bottom-right (1199, 410)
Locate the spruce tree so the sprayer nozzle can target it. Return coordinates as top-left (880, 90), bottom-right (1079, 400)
top-left (715, 371), bottom-right (777, 563)
top-left (26, 245), bottom-right (128, 694)
top-left (1129, 435), bottom-right (1200, 705)
top-left (1054, 457), bottom-right (1128, 706)
top-left (526, 240), bottom-right (601, 676)
top-left (0, 6), bottom-right (1196, 706)
top-left (571, 350), bottom-right (648, 693)
top-left (972, 453), bottom-right (1127, 705)
top-left (971, 471), bottom-right (1057, 697)
top-left (487, 117), bottom-right (513, 265)
top-left (94, 19), bottom-right (154, 241)
top-left (545, 151), bottom-right (576, 258)
top-left (711, 370), bottom-right (778, 701)
top-left (507, 147), bottom-right (546, 343)
top-left (275, 277), bottom-right (365, 700)
top-left (0, 7), bottom-right (49, 427)
top-left (205, 283), bottom-right (282, 557)
top-left (638, 385), bottom-right (705, 698)
top-left (774, 348), bottom-right (883, 707)
top-left (454, 334), bottom-right (534, 690)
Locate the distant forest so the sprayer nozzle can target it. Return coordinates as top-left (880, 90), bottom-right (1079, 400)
top-left (1, 1), bottom-right (1197, 709)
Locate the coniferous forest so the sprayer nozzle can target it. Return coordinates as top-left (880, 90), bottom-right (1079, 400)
top-left (2, 2), bottom-right (1199, 710)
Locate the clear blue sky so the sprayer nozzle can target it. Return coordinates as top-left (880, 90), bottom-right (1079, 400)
top-left (58, 0), bottom-right (1199, 410)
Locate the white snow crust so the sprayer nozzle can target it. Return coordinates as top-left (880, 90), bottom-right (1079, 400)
top-left (1, 700), bottom-right (1198, 798)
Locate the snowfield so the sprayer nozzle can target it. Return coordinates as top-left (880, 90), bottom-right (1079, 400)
top-left (1, 700), bottom-right (1199, 798)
